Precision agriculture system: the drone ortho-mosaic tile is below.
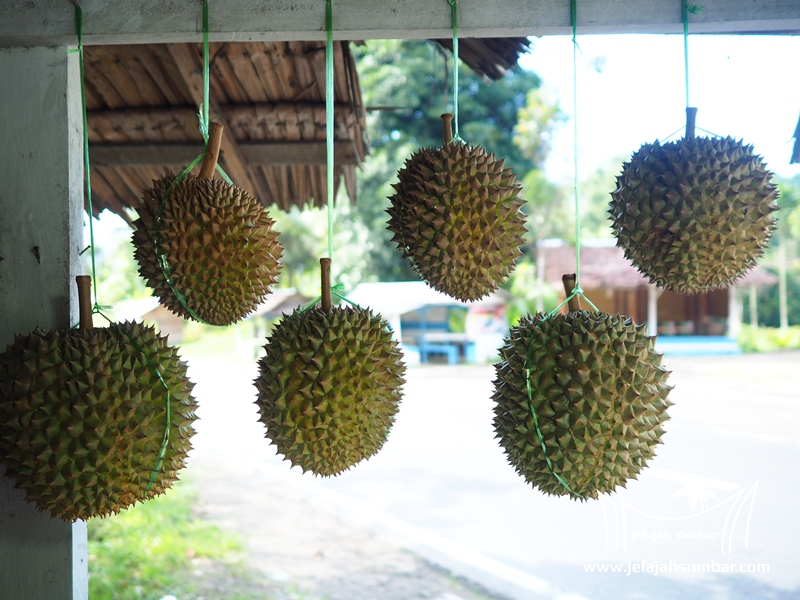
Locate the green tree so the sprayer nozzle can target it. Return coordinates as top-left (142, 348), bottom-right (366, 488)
top-left (513, 88), bottom-right (564, 169)
top-left (577, 155), bottom-right (628, 240)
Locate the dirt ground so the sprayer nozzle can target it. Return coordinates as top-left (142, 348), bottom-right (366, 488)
top-left (190, 456), bottom-right (506, 600)
top-left (184, 350), bottom-right (512, 600)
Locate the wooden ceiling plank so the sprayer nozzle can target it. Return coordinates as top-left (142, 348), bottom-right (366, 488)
top-left (115, 45), bottom-right (167, 105)
top-left (97, 165), bottom-right (144, 210)
top-left (249, 42), bottom-right (286, 100)
top-left (89, 140), bottom-right (360, 167)
top-left (270, 41), bottom-right (302, 100)
top-left (90, 143), bottom-right (201, 166)
top-left (86, 47), bottom-right (148, 108)
top-left (86, 167), bottom-right (121, 217)
top-left (166, 43), bottom-right (267, 203)
top-left (83, 49), bottom-right (128, 109)
top-left (209, 44), bottom-right (249, 105)
top-left (88, 107), bottom-right (200, 144)
top-left (289, 41), bottom-right (324, 102)
top-left (343, 166), bottom-right (357, 204)
top-left (136, 46), bottom-right (187, 106)
top-left (222, 43), bottom-right (269, 103)
top-left (253, 166), bottom-right (281, 210)
top-left (254, 102), bottom-right (280, 140)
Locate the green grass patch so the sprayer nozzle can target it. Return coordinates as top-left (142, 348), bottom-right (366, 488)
top-left (738, 324), bottom-right (800, 352)
top-left (88, 479), bottom-right (269, 600)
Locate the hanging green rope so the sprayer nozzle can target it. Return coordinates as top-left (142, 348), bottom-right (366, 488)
top-left (73, 4), bottom-right (174, 493)
top-left (326, 0), bottom-right (335, 259)
top-left (446, 0), bottom-right (460, 140)
top-left (74, 6), bottom-right (101, 314)
top-left (148, 0), bottom-right (238, 326)
top-left (682, 2), bottom-right (704, 110)
top-left (202, 0), bottom-right (210, 139)
top-left (571, 0), bottom-right (581, 293)
top-left (518, 0), bottom-right (596, 501)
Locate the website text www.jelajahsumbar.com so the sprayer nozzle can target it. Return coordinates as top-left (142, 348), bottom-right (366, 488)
top-left (583, 560), bottom-right (771, 576)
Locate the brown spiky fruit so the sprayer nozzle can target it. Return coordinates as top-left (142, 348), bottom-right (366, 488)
top-left (492, 311), bottom-right (673, 500)
top-left (133, 122), bottom-right (283, 325)
top-left (609, 118), bottom-right (778, 294)
top-left (0, 321), bottom-right (197, 521)
top-left (254, 306), bottom-right (406, 476)
top-left (387, 114), bottom-right (526, 302)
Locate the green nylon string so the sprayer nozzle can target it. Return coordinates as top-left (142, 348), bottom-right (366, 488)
top-left (525, 344), bottom-right (584, 500)
top-left (682, 2), bottom-right (704, 110)
top-left (150, 0), bottom-right (235, 327)
top-left (446, 0), bottom-right (459, 140)
top-left (571, 0), bottom-right (580, 289)
top-left (72, 9), bottom-right (173, 492)
top-left (682, 0), bottom-right (690, 109)
top-left (326, 0), bottom-right (334, 259)
top-left (202, 0), bottom-right (210, 139)
top-left (108, 321), bottom-right (173, 495)
top-left (74, 6), bottom-right (101, 313)
top-left (517, 0), bottom-right (591, 501)
top-left (298, 283), bottom-right (363, 314)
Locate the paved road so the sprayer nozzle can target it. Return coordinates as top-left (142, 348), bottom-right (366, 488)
top-left (185, 348), bottom-right (800, 600)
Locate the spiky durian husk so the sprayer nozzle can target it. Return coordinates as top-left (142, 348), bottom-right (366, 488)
top-left (254, 307), bottom-right (405, 476)
top-left (492, 311), bottom-right (672, 500)
top-left (133, 173), bottom-right (283, 325)
top-left (0, 322), bottom-right (197, 521)
top-left (609, 137), bottom-right (779, 294)
top-left (387, 141), bottom-right (526, 302)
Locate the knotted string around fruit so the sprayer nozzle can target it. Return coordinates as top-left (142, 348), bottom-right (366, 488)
top-left (522, 274), bottom-right (595, 500)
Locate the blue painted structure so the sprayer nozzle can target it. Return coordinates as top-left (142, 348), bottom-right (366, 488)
top-left (655, 336), bottom-right (741, 356)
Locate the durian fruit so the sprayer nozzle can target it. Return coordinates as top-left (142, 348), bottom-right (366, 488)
top-left (387, 113), bottom-right (527, 302)
top-left (492, 309), bottom-right (673, 500)
top-left (609, 109), bottom-right (778, 294)
top-left (254, 260), bottom-right (405, 476)
top-left (133, 121), bottom-right (283, 325)
top-left (0, 309), bottom-right (197, 521)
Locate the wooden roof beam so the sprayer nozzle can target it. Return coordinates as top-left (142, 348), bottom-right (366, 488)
top-left (89, 141), bottom-right (361, 167)
top-left (3, 0), bottom-right (799, 45)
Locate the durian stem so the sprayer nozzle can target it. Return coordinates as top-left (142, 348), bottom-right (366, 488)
top-left (685, 107), bottom-right (697, 140)
top-left (441, 113), bottom-right (454, 144)
top-left (199, 121), bottom-right (224, 179)
top-left (562, 273), bottom-right (582, 312)
top-left (320, 257), bottom-right (332, 312)
top-left (76, 275), bottom-right (93, 331)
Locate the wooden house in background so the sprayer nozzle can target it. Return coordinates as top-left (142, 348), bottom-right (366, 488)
top-left (538, 239), bottom-right (778, 337)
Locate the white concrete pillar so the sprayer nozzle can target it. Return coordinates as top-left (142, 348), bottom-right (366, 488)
top-left (727, 285), bottom-right (741, 339)
top-left (0, 46), bottom-right (88, 600)
top-left (647, 284), bottom-right (659, 336)
top-left (749, 283), bottom-right (758, 327)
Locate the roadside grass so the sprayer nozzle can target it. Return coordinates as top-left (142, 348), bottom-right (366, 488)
top-left (738, 324), bottom-right (800, 352)
top-left (88, 478), bottom-right (276, 600)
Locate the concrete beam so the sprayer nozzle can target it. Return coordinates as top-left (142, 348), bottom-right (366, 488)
top-left (0, 46), bottom-right (88, 599)
top-left (1, 0), bottom-right (799, 47)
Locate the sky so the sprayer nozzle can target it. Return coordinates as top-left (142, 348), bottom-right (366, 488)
top-left (519, 34), bottom-right (800, 184)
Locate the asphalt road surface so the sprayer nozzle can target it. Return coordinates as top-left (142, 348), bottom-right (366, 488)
top-left (185, 347), bottom-right (800, 600)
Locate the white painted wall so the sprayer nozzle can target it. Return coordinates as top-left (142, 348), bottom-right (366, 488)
top-left (0, 45), bottom-right (88, 600)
